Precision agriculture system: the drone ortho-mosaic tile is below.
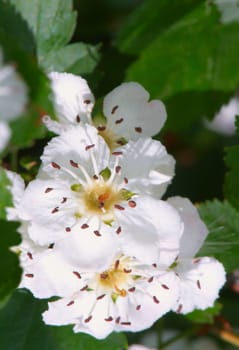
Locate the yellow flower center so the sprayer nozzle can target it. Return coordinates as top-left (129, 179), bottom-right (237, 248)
top-left (83, 182), bottom-right (121, 215)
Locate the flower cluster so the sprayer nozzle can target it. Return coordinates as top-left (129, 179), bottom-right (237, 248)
top-left (7, 73), bottom-right (226, 339)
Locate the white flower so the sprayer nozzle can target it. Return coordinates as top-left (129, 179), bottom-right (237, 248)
top-left (0, 49), bottom-right (28, 121)
top-left (5, 170), bottom-right (25, 221)
top-left (19, 124), bottom-right (181, 266)
top-left (0, 121), bottom-right (11, 152)
top-left (167, 197), bottom-right (226, 314)
top-left (44, 72), bottom-right (167, 149)
top-left (42, 253), bottom-right (179, 339)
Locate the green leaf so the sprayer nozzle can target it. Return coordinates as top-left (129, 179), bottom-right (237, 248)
top-left (224, 144), bottom-right (239, 211)
top-left (9, 0), bottom-right (76, 57)
top-left (41, 42), bottom-right (100, 75)
top-left (198, 199), bottom-right (239, 272)
top-left (9, 0), bottom-right (100, 74)
top-left (0, 169), bottom-right (12, 220)
top-left (186, 302), bottom-right (222, 324)
top-left (0, 1), bottom-right (35, 54)
top-left (0, 290), bottom-right (127, 350)
top-left (116, 0), bottom-right (201, 55)
top-left (0, 221), bottom-right (21, 305)
top-left (118, 2), bottom-right (239, 130)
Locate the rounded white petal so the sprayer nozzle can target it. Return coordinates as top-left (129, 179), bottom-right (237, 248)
top-left (129, 346), bottom-right (157, 350)
top-left (19, 178), bottom-right (76, 244)
top-left (19, 239), bottom-right (84, 298)
top-left (103, 82), bottom-right (166, 141)
top-left (0, 121), bottom-right (10, 151)
top-left (167, 197), bottom-right (208, 259)
top-left (116, 138), bottom-right (175, 197)
top-left (43, 293), bottom-right (115, 339)
top-left (41, 124), bottom-right (110, 182)
top-left (0, 51), bottom-right (28, 121)
top-left (54, 222), bottom-right (118, 272)
top-left (173, 257), bottom-right (226, 314)
top-left (48, 72), bottom-right (94, 129)
top-left (116, 196), bottom-right (183, 266)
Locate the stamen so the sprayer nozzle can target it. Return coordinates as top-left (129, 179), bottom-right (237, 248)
top-left (84, 315), bottom-right (93, 323)
top-left (27, 252), bottom-right (33, 260)
top-left (121, 321), bottom-right (131, 326)
top-left (152, 263), bottom-right (157, 268)
top-left (124, 268), bottom-right (132, 273)
top-left (105, 316), bottom-right (113, 322)
top-left (135, 127), bottom-right (142, 133)
top-left (73, 271), bottom-right (81, 279)
top-left (115, 118), bottom-right (124, 124)
top-left (112, 151), bottom-right (123, 156)
top-left (25, 273), bottom-right (34, 278)
top-left (197, 280), bottom-right (201, 289)
top-left (70, 160), bottom-right (78, 168)
top-left (128, 287), bottom-right (135, 292)
top-left (85, 144), bottom-right (95, 151)
top-left (116, 226), bottom-right (122, 235)
top-left (111, 105), bottom-right (119, 114)
top-left (51, 162), bottom-right (61, 169)
top-left (148, 276), bottom-right (154, 283)
top-left (93, 230), bottom-right (101, 237)
top-left (115, 166), bottom-right (121, 174)
top-left (153, 296), bottom-right (160, 304)
top-left (177, 304), bottom-right (183, 313)
top-left (67, 300), bottom-right (74, 306)
top-left (45, 187), bottom-right (53, 193)
top-left (128, 200), bottom-right (136, 208)
top-left (97, 125), bottom-right (106, 131)
top-left (81, 223), bottom-right (89, 229)
top-left (84, 99), bottom-right (91, 104)
top-left (194, 258), bottom-right (201, 264)
top-left (65, 227), bottom-right (71, 232)
top-left (124, 177), bottom-right (128, 184)
top-left (93, 175), bottom-right (98, 180)
top-left (76, 115), bottom-right (80, 123)
top-left (80, 285), bottom-right (89, 291)
top-left (96, 294), bottom-right (106, 300)
top-left (136, 305), bottom-right (141, 310)
top-left (51, 207), bottom-right (59, 214)
top-left (161, 284), bottom-right (170, 290)
top-left (114, 204), bottom-right (125, 211)
top-left (61, 197), bottom-right (67, 203)
top-left (115, 316), bottom-right (121, 324)
top-left (100, 273), bottom-right (108, 279)
top-left (114, 260), bottom-right (120, 270)
top-left (48, 243), bottom-right (54, 249)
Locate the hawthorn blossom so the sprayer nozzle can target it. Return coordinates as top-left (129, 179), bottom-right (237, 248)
top-left (42, 253), bottom-right (179, 339)
top-left (19, 123), bottom-right (181, 266)
top-left (0, 49), bottom-right (28, 151)
top-left (167, 197), bottom-right (226, 314)
top-left (44, 72), bottom-right (167, 149)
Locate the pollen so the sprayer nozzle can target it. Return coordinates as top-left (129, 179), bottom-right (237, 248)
top-left (83, 182), bottom-right (121, 215)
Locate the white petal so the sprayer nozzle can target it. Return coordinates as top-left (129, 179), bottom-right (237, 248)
top-left (0, 51), bottom-right (28, 121)
top-left (43, 293), bottom-right (115, 339)
top-left (48, 72), bottom-right (94, 128)
top-left (41, 124), bottom-right (110, 182)
top-left (19, 240), bottom-right (84, 298)
top-left (173, 257), bottom-right (226, 314)
top-left (0, 121), bottom-right (10, 151)
top-left (129, 346), bottom-right (156, 350)
top-left (167, 197), bottom-right (208, 259)
top-left (103, 82), bottom-right (166, 141)
top-left (5, 170), bottom-right (25, 221)
top-left (19, 178), bottom-right (76, 244)
top-left (54, 222), bottom-right (118, 272)
top-left (116, 196), bottom-right (183, 266)
top-left (117, 272), bottom-right (179, 332)
top-left (116, 138), bottom-right (175, 197)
